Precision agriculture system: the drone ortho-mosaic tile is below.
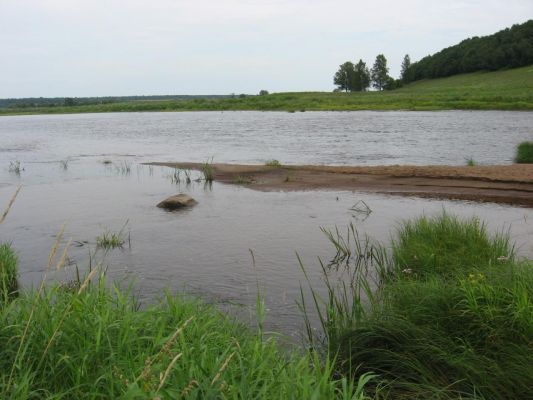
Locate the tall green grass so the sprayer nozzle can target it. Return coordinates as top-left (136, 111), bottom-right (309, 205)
top-left (392, 213), bottom-right (512, 278)
top-left (0, 274), bottom-right (373, 399)
top-left (515, 141), bottom-right (533, 163)
top-left (201, 158), bottom-right (215, 182)
top-left (0, 244), bottom-right (18, 302)
top-left (305, 213), bottom-right (532, 399)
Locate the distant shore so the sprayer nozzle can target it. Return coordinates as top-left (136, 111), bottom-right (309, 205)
top-left (2, 66), bottom-right (532, 115)
top-left (150, 162), bottom-right (533, 207)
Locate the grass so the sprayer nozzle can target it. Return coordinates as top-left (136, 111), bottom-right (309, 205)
top-left (96, 223), bottom-right (129, 250)
top-left (515, 141), bottom-right (533, 163)
top-left (201, 158), bottom-right (215, 182)
top-left (96, 232), bottom-right (126, 249)
top-left (168, 168), bottom-right (182, 184)
top-left (113, 161), bottom-right (132, 175)
top-left (0, 270), bottom-right (373, 399)
top-left (234, 175), bottom-right (254, 185)
top-left (168, 168), bottom-right (195, 185)
top-left (0, 244), bottom-right (18, 302)
top-left (392, 213), bottom-right (512, 278)
top-left (302, 213), bottom-right (532, 399)
top-left (466, 157), bottom-right (476, 166)
top-left (8, 161), bottom-right (22, 175)
top-left (2, 66), bottom-right (533, 115)
top-left (265, 159), bottom-right (282, 167)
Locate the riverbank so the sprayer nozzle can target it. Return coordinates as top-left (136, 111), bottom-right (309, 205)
top-left (2, 66), bottom-right (532, 115)
top-left (151, 162), bottom-right (533, 207)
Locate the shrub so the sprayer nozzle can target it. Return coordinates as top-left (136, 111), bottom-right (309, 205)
top-left (515, 141), bottom-right (533, 163)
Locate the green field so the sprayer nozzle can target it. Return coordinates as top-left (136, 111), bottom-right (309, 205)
top-left (2, 66), bottom-right (533, 115)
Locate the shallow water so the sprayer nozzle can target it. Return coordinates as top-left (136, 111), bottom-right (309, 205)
top-left (0, 111), bottom-right (532, 339)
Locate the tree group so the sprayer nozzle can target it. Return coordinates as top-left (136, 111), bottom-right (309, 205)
top-left (333, 59), bottom-right (371, 92)
top-left (333, 54), bottom-right (397, 92)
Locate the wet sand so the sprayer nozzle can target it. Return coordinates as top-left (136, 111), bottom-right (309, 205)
top-left (150, 162), bottom-right (533, 207)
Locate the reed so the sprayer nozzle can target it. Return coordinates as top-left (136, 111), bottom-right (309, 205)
top-left (201, 158), bottom-right (215, 182)
top-left (113, 160), bottom-right (132, 175)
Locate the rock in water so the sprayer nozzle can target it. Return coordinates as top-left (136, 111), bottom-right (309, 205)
top-left (157, 194), bottom-right (197, 210)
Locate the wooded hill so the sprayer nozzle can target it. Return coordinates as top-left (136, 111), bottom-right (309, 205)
top-left (406, 20), bottom-right (533, 82)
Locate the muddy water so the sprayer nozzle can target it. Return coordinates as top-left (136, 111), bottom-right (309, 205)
top-left (0, 111), bottom-right (532, 339)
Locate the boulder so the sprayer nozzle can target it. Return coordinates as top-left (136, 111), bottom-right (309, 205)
top-left (157, 194), bottom-right (197, 210)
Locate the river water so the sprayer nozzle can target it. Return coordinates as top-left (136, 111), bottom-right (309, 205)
top-left (1, 111), bottom-right (532, 339)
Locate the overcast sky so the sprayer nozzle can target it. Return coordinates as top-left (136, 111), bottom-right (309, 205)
top-left (0, 0), bottom-right (531, 98)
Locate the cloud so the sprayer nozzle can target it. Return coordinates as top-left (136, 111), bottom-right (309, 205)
top-left (0, 0), bottom-right (531, 96)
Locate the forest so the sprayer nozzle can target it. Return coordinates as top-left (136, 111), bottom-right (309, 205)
top-left (405, 19), bottom-right (533, 82)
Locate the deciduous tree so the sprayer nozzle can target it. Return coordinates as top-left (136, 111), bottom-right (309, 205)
top-left (333, 61), bottom-right (355, 92)
top-left (353, 59), bottom-right (371, 91)
top-left (371, 54), bottom-right (390, 91)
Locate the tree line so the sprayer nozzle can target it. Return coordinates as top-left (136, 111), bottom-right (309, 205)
top-left (334, 19), bottom-right (533, 91)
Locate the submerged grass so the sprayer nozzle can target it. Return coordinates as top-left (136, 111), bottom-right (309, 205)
top-left (96, 222), bottom-right (129, 249)
top-left (515, 141), bottom-right (533, 163)
top-left (201, 158), bottom-right (215, 182)
top-left (59, 159), bottom-right (69, 170)
top-left (304, 213), bottom-right (532, 400)
top-left (8, 161), bottom-right (22, 175)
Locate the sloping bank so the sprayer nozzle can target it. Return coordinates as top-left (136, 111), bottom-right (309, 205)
top-left (151, 162), bottom-right (533, 207)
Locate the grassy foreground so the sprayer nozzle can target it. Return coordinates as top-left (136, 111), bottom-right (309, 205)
top-left (310, 213), bottom-right (532, 399)
top-left (0, 249), bottom-right (368, 399)
top-left (2, 66), bottom-right (533, 115)
top-left (1, 212), bottom-right (531, 399)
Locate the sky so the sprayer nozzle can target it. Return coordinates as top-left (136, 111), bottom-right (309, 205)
top-left (0, 0), bottom-right (531, 98)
